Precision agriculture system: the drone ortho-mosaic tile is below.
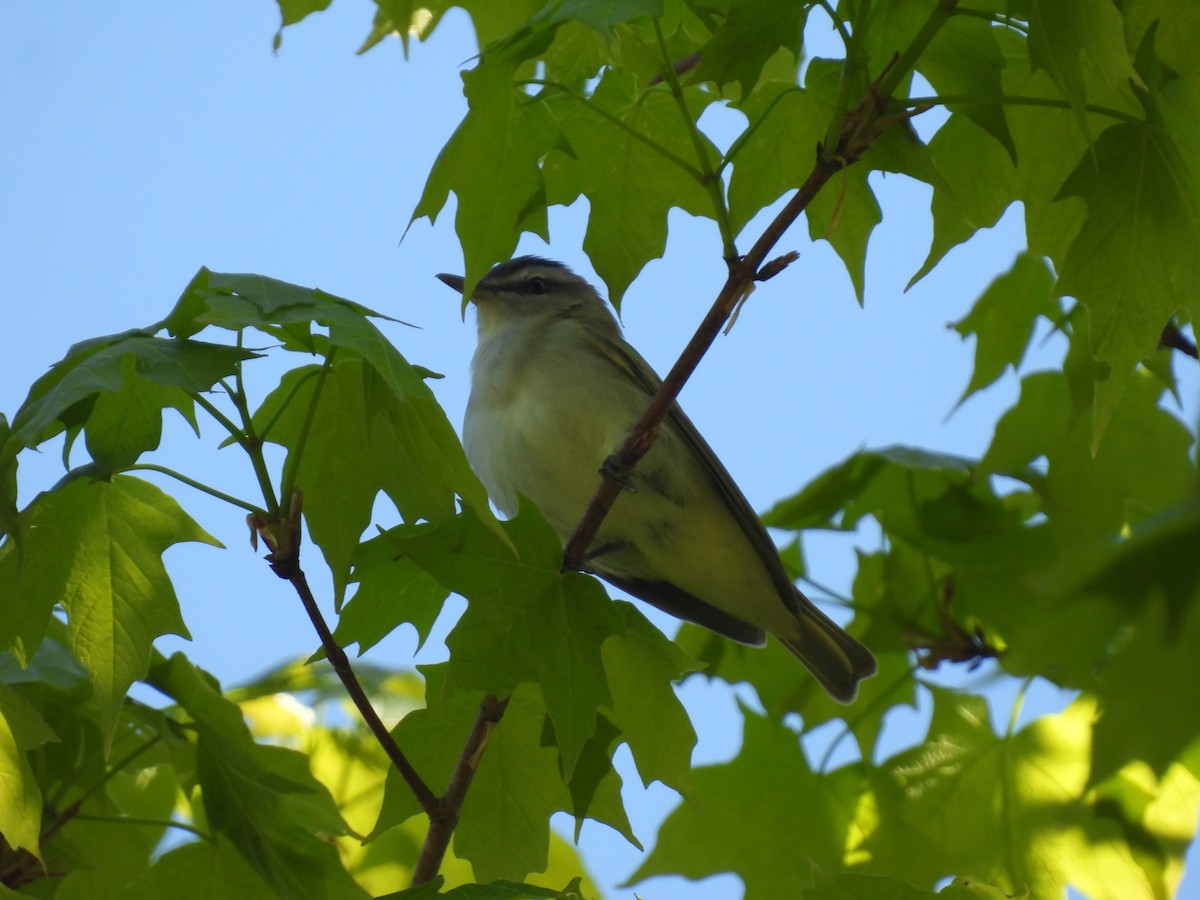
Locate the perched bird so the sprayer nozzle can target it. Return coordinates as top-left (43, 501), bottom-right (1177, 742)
top-left (438, 256), bottom-right (876, 702)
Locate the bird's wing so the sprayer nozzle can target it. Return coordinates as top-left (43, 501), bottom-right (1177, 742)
top-left (597, 571), bottom-right (766, 646)
top-left (598, 335), bottom-right (802, 614)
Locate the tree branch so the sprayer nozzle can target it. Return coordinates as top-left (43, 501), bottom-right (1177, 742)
top-left (561, 60), bottom-right (923, 570)
top-left (261, 497), bottom-right (439, 816)
top-left (411, 694), bottom-right (510, 885)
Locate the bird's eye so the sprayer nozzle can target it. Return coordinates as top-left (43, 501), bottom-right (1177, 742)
top-left (528, 277), bottom-right (547, 295)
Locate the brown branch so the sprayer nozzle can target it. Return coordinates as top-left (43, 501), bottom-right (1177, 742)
top-left (260, 497), bottom-right (439, 816)
top-left (260, 494), bottom-right (511, 885)
top-left (411, 694), bottom-right (510, 885)
top-left (561, 64), bottom-right (918, 570)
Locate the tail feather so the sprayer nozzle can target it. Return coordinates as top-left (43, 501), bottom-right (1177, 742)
top-left (778, 601), bottom-right (876, 704)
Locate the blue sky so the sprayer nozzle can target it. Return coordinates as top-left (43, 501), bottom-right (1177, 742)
top-left (3, 3), bottom-right (1196, 898)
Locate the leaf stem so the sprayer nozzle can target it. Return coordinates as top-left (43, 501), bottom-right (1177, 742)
top-left (279, 350), bottom-right (337, 509)
top-left (652, 17), bottom-right (737, 257)
top-left (127, 464), bottom-right (266, 516)
top-left (190, 390), bottom-right (280, 515)
top-left (902, 93), bottom-right (1144, 126)
top-left (875, 0), bottom-right (959, 102)
top-left (821, 0), bottom-right (872, 159)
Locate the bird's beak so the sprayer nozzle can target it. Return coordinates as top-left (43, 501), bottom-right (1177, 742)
top-left (436, 273), bottom-right (465, 293)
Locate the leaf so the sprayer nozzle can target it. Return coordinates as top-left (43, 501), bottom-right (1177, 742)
top-left (917, 14), bottom-right (1016, 161)
top-left (553, 0), bottom-right (661, 39)
top-left (799, 865), bottom-right (937, 898)
top-left (156, 653), bottom-right (364, 900)
top-left (1025, 0), bottom-right (1142, 136)
top-left (728, 62), bottom-right (882, 302)
top-left (0, 477), bottom-right (217, 743)
top-left (1054, 81), bottom-right (1200, 447)
top-left (600, 604), bottom-right (698, 798)
top-left (253, 357), bottom-right (487, 604)
top-left (863, 690), bottom-right (1197, 899)
top-left (334, 533), bottom-right (450, 654)
top-left (410, 56), bottom-right (555, 295)
top-left (373, 669), bottom-right (594, 882)
top-left (951, 253), bottom-right (1057, 404)
top-left (629, 705), bottom-right (864, 899)
top-left (380, 875), bottom-right (590, 899)
top-left (8, 331), bottom-right (254, 452)
top-left (981, 370), bottom-right (1194, 549)
top-left (690, 0), bottom-right (807, 97)
top-left (909, 112), bottom-right (1017, 286)
top-left (543, 69), bottom-right (718, 305)
top-left (385, 507), bottom-right (620, 777)
top-left (762, 445), bottom-right (1012, 561)
top-left (121, 837), bottom-right (282, 900)
top-left (0, 415), bottom-right (19, 544)
top-left (166, 268), bottom-right (389, 341)
top-left (1090, 595), bottom-right (1200, 783)
top-left (0, 683), bottom-right (58, 857)
top-left (83, 355), bottom-right (198, 477)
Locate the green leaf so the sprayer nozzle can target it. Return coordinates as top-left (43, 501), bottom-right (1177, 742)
top-left (1025, 0), bottom-right (1142, 135)
top-left (951, 253), bottom-right (1057, 404)
top-left (553, 0), bottom-right (662, 39)
top-left (690, 0), bottom-right (807, 97)
top-left (863, 690), bottom-right (1194, 899)
top-left (121, 837), bottom-right (283, 900)
top-left (156, 653), bottom-right (363, 900)
top-left (334, 533), bottom-right (450, 654)
top-left (0, 683), bottom-right (58, 857)
top-left (0, 415), bottom-right (19, 544)
top-left (600, 603), bottom-right (698, 798)
top-left (910, 112), bottom-right (1017, 286)
top-left (166, 268), bottom-right (388, 341)
top-left (1054, 81), bottom-right (1200, 447)
top-left (380, 875), bottom-right (590, 899)
top-left (629, 705), bottom-right (864, 899)
top-left (8, 331), bottom-right (255, 452)
top-left (385, 507), bottom-right (620, 777)
top-left (800, 865), bottom-right (936, 899)
top-left (543, 69), bottom-right (718, 305)
top-left (0, 477), bottom-right (217, 743)
top-left (1122, 0), bottom-right (1200, 80)
top-left (1090, 594), bottom-right (1200, 783)
top-left (83, 355), bottom-right (197, 477)
top-left (373, 669), bottom-right (587, 882)
top-left (410, 57), bottom-right (555, 294)
top-left (917, 14), bottom-right (1016, 161)
top-left (254, 355), bottom-right (488, 604)
top-left (728, 62), bottom-right (882, 302)
top-left (981, 370), bottom-right (1194, 549)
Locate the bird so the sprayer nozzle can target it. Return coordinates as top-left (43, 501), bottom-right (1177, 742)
top-left (437, 256), bottom-right (876, 702)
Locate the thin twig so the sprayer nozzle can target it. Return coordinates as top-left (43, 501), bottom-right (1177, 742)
top-left (264, 505), bottom-right (439, 815)
top-left (411, 694), bottom-right (510, 885)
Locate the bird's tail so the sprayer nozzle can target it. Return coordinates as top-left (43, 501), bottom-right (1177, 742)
top-left (778, 599), bottom-right (876, 704)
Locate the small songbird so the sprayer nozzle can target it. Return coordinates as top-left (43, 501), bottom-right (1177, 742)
top-left (438, 256), bottom-right (876, 702)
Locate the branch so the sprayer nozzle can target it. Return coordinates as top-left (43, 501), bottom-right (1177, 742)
top-left (259, 496), bottom-right (439, 816)
top-left (561, 59), bottom-right (924, 570)
top-left (411, 694), bottom-right (510, 885)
